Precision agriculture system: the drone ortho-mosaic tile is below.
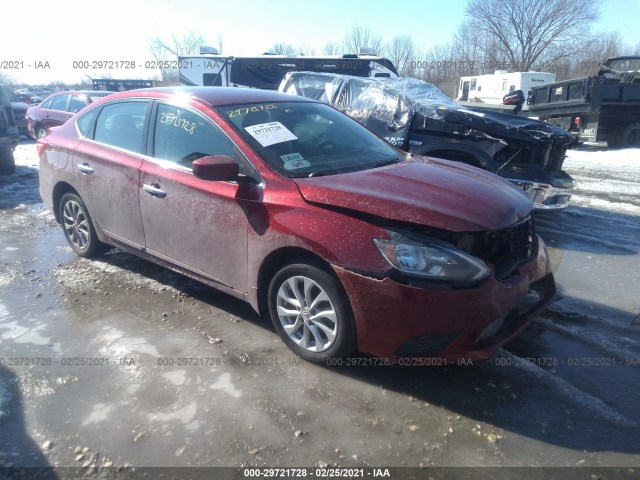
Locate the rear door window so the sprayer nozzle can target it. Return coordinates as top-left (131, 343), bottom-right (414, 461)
top-left (49, 95), bottom-right (69, 111)
top-left (93, 101), bottom-right (148, 153)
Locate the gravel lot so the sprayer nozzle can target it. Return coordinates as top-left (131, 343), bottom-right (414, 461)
top-left (1, 142), bottom-right (639, 479)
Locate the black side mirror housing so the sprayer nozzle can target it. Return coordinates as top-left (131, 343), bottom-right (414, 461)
top-left (192, 155), bottom-right (240, 181)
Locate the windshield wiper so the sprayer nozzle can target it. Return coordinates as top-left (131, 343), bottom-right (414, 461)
top-left (371, 158), bottom-right (402, 169)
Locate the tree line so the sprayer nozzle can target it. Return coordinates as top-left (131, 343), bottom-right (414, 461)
top-left (268, 0), bottom-right (639, 97)
top-left (149, 0), bottom-right (639, 97)
top-left (7, 0), bottom-right (634, 95)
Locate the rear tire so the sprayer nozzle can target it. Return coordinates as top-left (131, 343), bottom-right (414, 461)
top-left (35, 124), bottom-right (48, 139)
top-left (617, 122), bottom-right (640, 149)
top-left (268, 262), bottom-right (356, 363)
top-left (59, 193), bottom-right (109, 258)
top-left (609, 122), bottom-right (640, 149)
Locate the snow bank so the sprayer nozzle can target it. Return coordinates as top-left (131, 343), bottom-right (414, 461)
top-left (564, 147), bottom-right (640, 214)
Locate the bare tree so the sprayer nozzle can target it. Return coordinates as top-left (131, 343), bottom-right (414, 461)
top-left (322, 42), bottom-right (343, 55)
top-left (563, 30), bottom-right (623, 78)
top-left (0, 71), bottom-right (16, 86)
top-left (465, 0), bottom-right (602, 72)
top-left (298, 43), bottom-right (317, 56)
top-left (343, 25), bottom-right (384, 56)
top-left (148, 31), bottom-right (206, 84)
top-left (269, 43), bottom-right (297, 55)
top-left (386, 35), bottom-right (417, 76)
top-left (417, 42), bottom-right (462, 95)
top-left (216, 33), bottom-right (224, 55)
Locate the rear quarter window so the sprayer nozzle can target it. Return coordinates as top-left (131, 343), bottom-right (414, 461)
top-left (69, 96), bottom-right (87, 113)
top-left (76, 108), bottom-right (98, 137)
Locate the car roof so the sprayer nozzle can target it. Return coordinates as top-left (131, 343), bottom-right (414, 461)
top-left (48, 90), bottom-right (112, 96)
top-left (99, 86), bottom-right (316, 107)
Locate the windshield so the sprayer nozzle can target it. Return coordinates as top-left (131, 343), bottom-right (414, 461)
top-left (219, 101), bottom-right (402, 177)
top-left (606, 58), bottom-right (640, 72)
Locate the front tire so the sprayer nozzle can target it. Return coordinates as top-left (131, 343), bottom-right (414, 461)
top-left (59, 193), bottom-right (108, 258)
top-left (268, 262), bottom-right (356, 362)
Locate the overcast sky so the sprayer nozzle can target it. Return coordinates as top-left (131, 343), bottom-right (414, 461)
top-left (1, 0), bottom-right (638, 85)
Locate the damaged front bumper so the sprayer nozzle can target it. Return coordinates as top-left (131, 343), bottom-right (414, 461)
top-left (333, 236), bottom-right (556, 363)
top-left (508, 179), bottom-right (573, 210)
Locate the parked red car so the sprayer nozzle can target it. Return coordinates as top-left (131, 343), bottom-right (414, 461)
top-left (38, 87), bottom-right (555, 363)
top-left (27, 90), bottom-right (112, 139)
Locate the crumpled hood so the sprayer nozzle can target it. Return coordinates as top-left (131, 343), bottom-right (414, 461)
top-left (294, 157), bottom-right (534, 232)
top-left (375, 76), bottom-right (572, 144)
top-left (441, 107), bottom-right (573, 144)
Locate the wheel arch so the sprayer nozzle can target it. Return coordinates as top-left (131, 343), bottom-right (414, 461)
top-left (51, 182), bottom-right (79, 223)
top-left (259, 247), bottom-right (358, 360)
top-left (255, 246), bottom-right (341, 316)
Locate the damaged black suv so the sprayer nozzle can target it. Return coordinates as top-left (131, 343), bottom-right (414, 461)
top-left (279, 73), bottom-right (576, 210)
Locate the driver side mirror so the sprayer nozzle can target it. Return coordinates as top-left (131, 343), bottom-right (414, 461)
top-left (192, 155), bottom-right (239, 181)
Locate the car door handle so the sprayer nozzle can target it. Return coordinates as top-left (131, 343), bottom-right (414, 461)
top-left (77, 163), bottom-right (94, 174)
top-left (143, 183), bottom-right (167, 198)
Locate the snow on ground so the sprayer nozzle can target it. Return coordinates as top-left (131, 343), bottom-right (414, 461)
top-left (0, 143), bottom-right (41, 210)
top-left (12, 142), bottom-right (39, 169)
top-left (564, 147), bottom-right (640, 214)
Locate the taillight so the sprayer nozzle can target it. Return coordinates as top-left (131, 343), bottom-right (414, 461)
top-left (36, 139), bottom-right (48, 157)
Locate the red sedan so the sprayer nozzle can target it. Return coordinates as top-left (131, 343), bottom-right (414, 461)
top-left (26, 90), bottom-right (112, 139)
top-left (38, 87), bottom-right (555, 363)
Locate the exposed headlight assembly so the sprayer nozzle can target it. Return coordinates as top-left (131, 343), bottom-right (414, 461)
top-left (373, 233), bottom-right (490, 284)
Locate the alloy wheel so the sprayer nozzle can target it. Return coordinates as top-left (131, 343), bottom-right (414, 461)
top-left (62, 199), bottom-right (90, 251)
top-left (276, 275), bottom-right (338, 353)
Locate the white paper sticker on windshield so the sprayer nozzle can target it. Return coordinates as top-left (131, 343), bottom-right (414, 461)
top-left (244, 122), bottom-right (298, 147)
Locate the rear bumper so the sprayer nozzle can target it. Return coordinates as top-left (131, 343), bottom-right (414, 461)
top-left (333, 237), bottom-right (555, 362)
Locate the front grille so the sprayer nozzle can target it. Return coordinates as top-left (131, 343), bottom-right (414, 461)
top-left (403, 216), bottom-right (537, 283)
top-left (485, 216), bottom-right (534, 261)
top-left (478, 216), bottom-right (537, 281)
